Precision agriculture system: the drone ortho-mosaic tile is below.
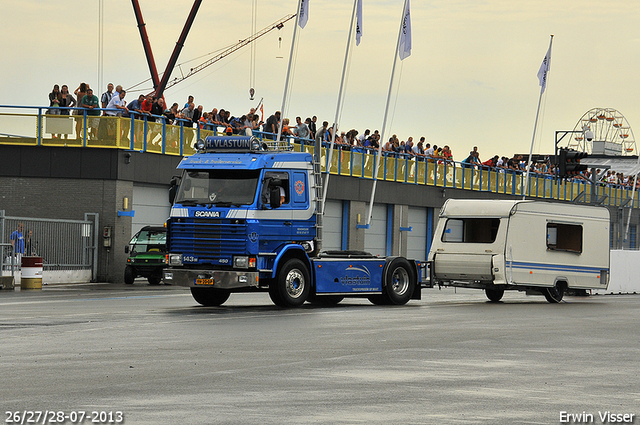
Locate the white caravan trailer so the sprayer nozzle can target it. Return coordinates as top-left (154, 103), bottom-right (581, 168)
top-left (428, 199), bottom-right (610, 302)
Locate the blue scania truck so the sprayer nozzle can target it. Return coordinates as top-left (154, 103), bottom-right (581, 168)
top-left (163, 136), bottom-right (421, 307)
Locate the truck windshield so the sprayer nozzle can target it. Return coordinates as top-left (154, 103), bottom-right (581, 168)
top-left (176, 169), bottom-right (260, 206)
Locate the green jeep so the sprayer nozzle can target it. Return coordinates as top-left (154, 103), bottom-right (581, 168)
top-left (124, 226), bottom-right (167, 285)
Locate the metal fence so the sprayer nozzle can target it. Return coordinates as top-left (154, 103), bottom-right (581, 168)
top-left (0, 211), bottom-right (98, 278)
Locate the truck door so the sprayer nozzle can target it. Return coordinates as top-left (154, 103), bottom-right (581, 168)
top-left (290, 171), bottom-right (314, 242)
top-left (260, 171), bottom-right (293, 244)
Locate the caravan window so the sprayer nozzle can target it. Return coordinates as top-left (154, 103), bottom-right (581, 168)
top-left (442, 218), bottom-right (500, 243)
top-left (547, 223), bottom-right (582, 253)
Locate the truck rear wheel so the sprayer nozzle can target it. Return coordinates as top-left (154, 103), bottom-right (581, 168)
top-left (269, 258), bottom-right (310, 308)
top-left (485, 288), bottom-right (504, 302)
top-left (190, 287), bottom-right (231, 306)
top-left (382, 258), bottom-right (416, 305)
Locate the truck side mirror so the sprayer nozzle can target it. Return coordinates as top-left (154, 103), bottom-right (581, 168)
top-left (124, 246), bottom-right (129, 254)
top-left (169, 176), bottom-right (181, 204)
top-left (270, 187), bottom-right (281, 208)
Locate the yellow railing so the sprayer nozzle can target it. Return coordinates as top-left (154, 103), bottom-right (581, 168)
top-left (0, 110), bottom-right (203, 156)
top-left (1, 107), bottom-right (638, 209)
top-left (296, 143), bottom-right (640, 209)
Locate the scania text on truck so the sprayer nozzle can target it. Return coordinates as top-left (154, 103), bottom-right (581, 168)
top-left (163, 136), bottom-right (421, 307)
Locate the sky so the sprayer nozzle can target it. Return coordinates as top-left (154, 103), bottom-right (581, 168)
top-left (3, 0), bottom-right (640, 158)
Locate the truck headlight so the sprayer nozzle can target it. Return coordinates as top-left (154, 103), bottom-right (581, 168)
top-left (233, 256), bottom-right (256, 269)
top-left (167, 254), bottom-right (183, 266)
top-left (234, 256), bottom-right (249, 268)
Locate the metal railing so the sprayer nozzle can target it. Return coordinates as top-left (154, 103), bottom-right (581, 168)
top-left (1, 105), bottom-right (639, 209)
top-left (293, 140), bottom-right (640, 209)
top-left (0, 211), bottom-right (97, 278)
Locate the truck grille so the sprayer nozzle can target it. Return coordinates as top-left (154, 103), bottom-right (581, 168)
top-left (169, 219), bottom-right (247, 261)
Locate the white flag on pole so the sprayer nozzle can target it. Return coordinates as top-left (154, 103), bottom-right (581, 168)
top-left (356, 0), bottom-right (363, 46)
top-left (398, 0), bottom-right (412, 60)
top-left (299, 0), bottom-right (309, 29)
top-left (537, 43), bottom-right (552, 93)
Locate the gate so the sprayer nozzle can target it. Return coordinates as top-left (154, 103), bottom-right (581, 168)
top-left (0, 210), bottom-right (98, 283)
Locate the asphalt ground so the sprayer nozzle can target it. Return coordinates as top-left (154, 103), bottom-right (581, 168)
top-left (1, 281), bottom-right (638, 425)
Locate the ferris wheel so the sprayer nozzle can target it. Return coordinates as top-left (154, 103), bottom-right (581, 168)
top-left (566, 108), bottom-right (636, 156)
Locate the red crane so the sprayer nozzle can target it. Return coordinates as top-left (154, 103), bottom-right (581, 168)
top-left (131, 0), bottom-right (295, 99)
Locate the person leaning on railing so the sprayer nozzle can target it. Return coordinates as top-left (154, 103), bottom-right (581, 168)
top-left (151, 98), bottom-right (164, 122)
top-left (163, 103), bottom-right (179, 125)
top-left (103, 90), bottom-right (128, 141)
top-left (293, 116), bottom-right (310, 140)
top-left (481, 155), bottom-right (499, 171)
top-left (80, 88), bottom-right (100, 140)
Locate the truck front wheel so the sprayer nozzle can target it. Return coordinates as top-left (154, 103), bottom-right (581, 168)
top-left (270, 259), bottom-right (310, 308)
top-left (190, 287), bottom-right (231, 306)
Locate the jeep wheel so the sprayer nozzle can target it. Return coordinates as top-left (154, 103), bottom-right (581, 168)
top-left (124, 266), bottom-right (135, 285)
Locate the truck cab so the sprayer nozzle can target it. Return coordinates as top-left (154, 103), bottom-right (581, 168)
top-left (163, 136), bottom-right (318, 306)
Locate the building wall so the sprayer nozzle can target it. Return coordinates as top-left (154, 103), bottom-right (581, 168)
top-left (0, 145), bottom-right (180, 282)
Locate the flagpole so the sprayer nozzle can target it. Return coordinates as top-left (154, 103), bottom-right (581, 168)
top-left (321, 0), bottom-right (359, 209)
top-left (523, 34), bottom-right (553, 200)
top-left (366, 0), bottom-right (408, 226)
top-left (276, 0), bottom-right (304, 143)
top-left (623, 163), bottom-right (640, 245)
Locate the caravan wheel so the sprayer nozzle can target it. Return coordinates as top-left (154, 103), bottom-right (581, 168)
top-left (485, 288), bottom-right (504, 302)
top-left (543, 285), bottom-right (565, 303)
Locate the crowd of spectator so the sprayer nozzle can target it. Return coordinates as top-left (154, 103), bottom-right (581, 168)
top-left (47, 82), bottom-right (639, 188)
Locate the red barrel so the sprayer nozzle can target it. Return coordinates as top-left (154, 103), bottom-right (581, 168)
top-left (21, 256), bottom-right (43, 290)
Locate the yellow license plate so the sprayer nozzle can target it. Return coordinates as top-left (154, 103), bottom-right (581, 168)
top-left (195, 278), bottom-right (215, 285)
